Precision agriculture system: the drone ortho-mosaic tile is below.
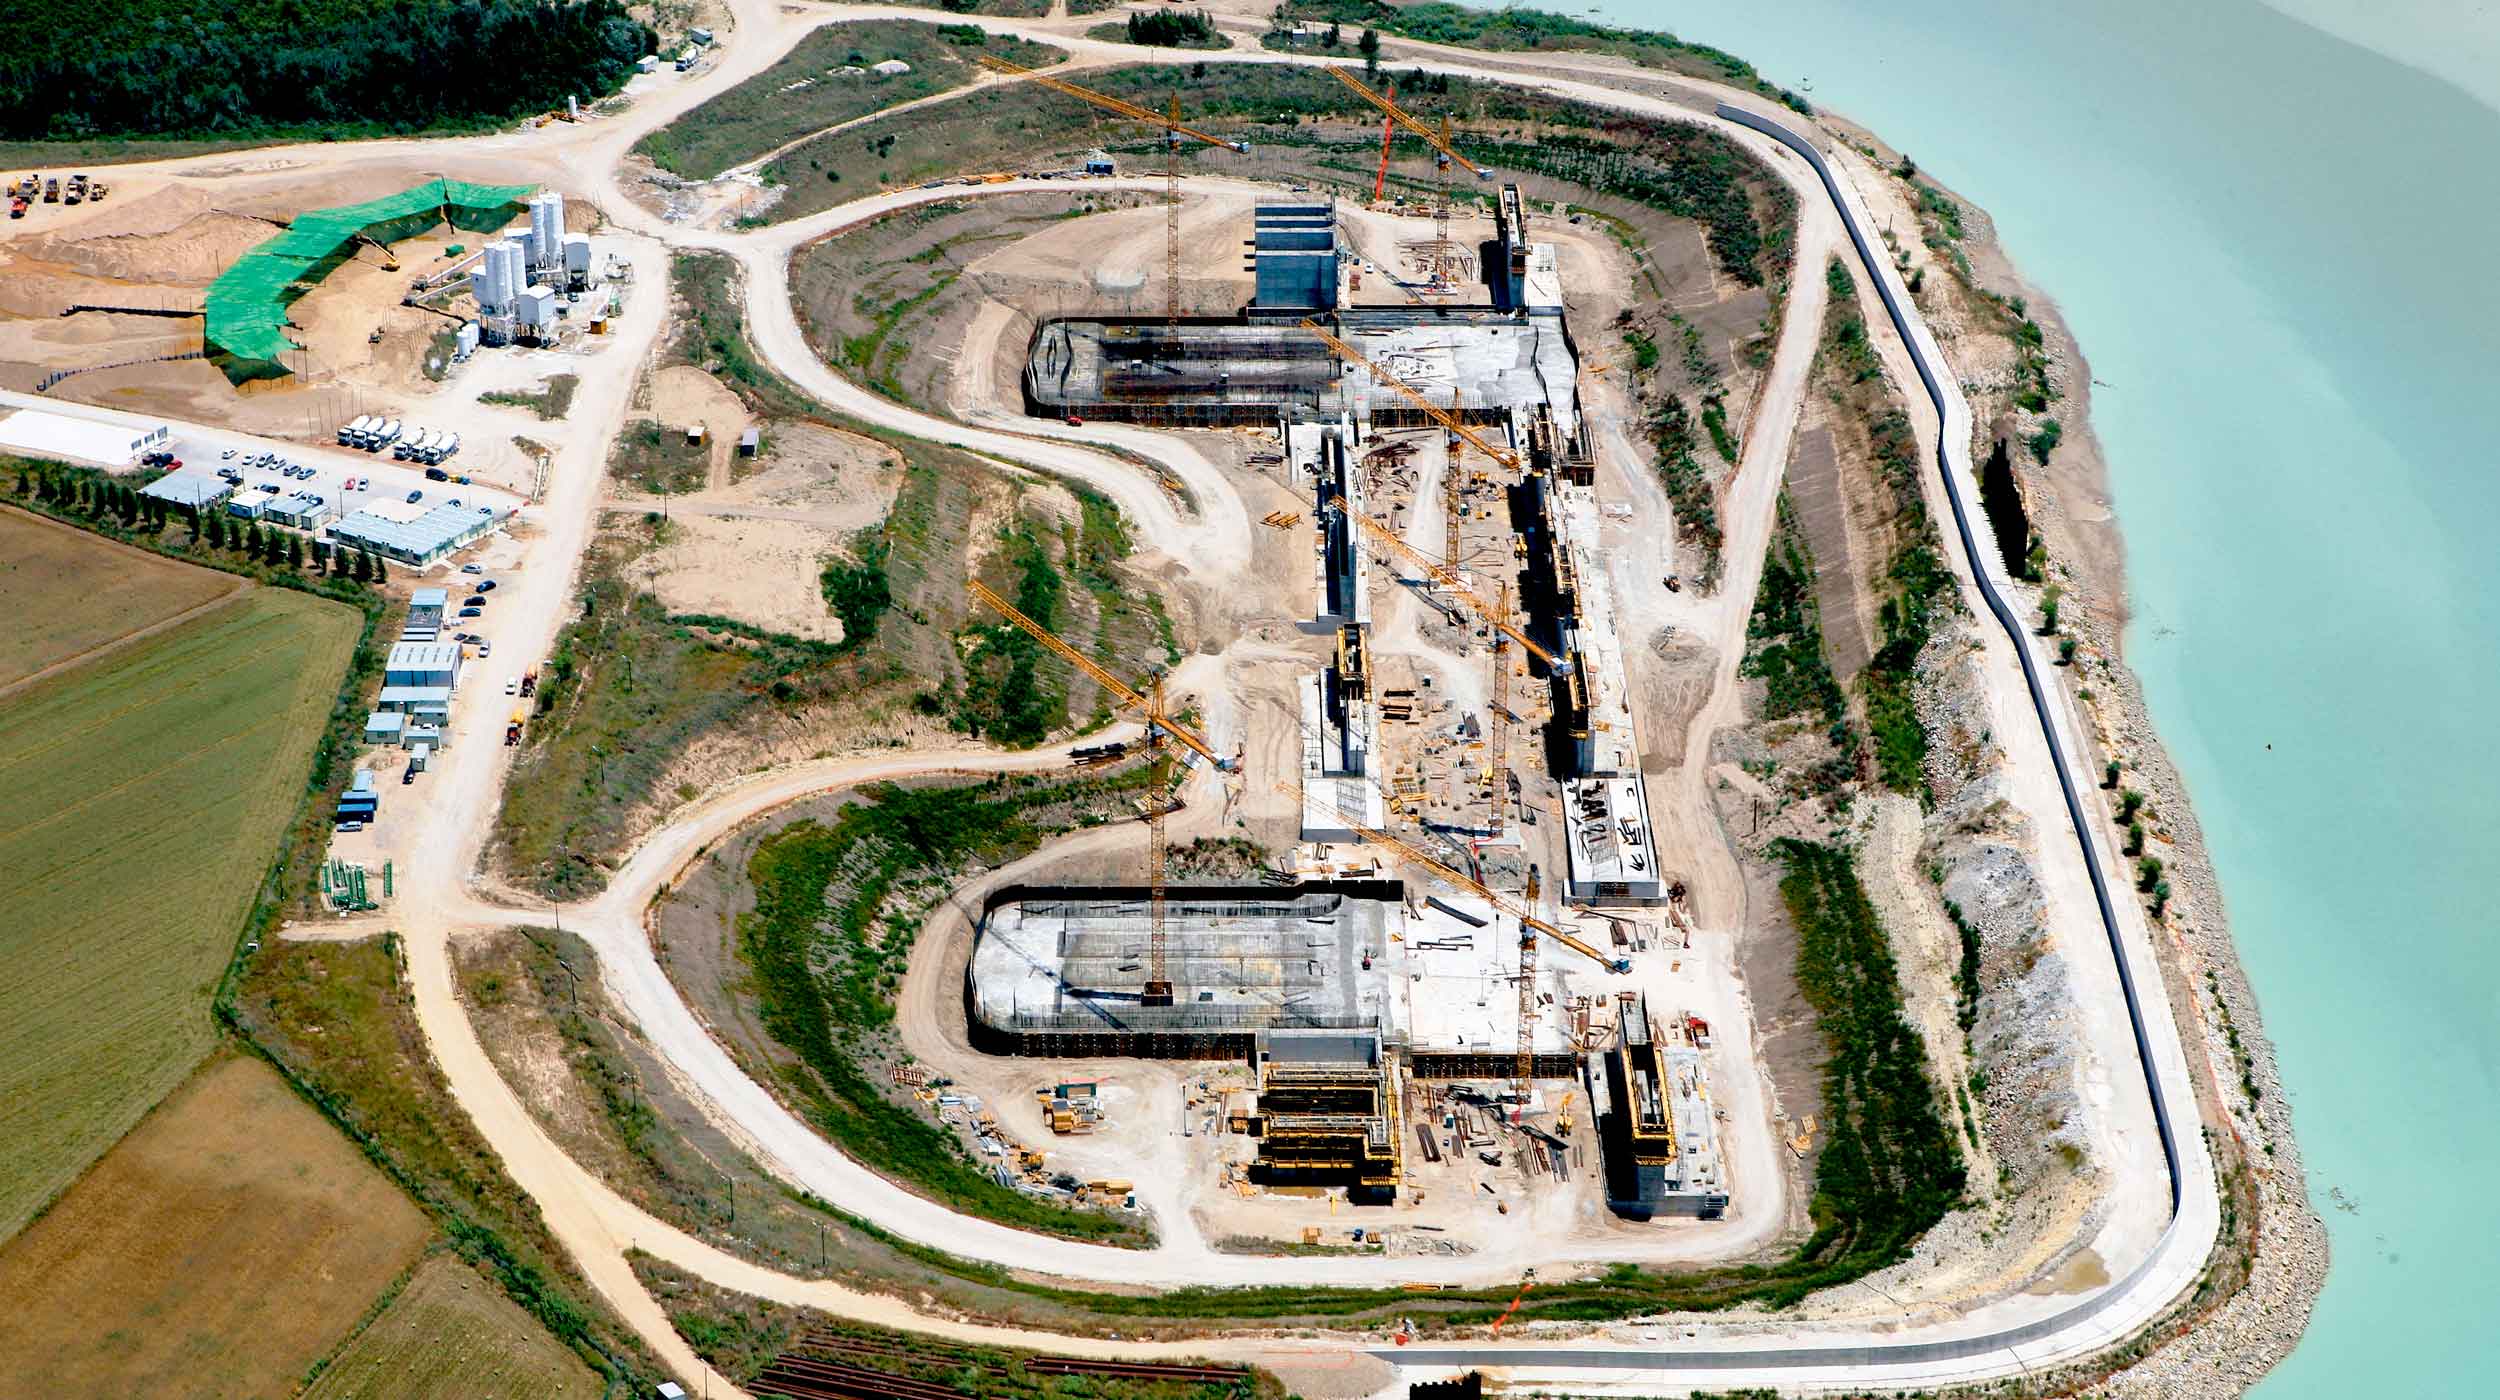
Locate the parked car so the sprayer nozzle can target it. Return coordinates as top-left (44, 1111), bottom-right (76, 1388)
top-left (458, 606), bottom-right (483, 618)
top-left (405, 490), bottom-right (422, 503)
top-left (401, 767), bottom-right (417, 785)
top-left (476, 579), bottom-right (497, 591)
top-left (462, 595), bottom-right (488, 609)
top-left (424, 467), bottom-right (448, 481)
top-left (221, 448), bottom-right (237, 460)
top-left (460, 563), bottom-right (483, 574)
top-left (504, 677), bottom-right (519, 696)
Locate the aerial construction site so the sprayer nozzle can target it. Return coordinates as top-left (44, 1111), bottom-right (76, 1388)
top-left (943, 132), bottom-right (1729, 1236)
top-left (0, 5), bottom-right (2269, 1395)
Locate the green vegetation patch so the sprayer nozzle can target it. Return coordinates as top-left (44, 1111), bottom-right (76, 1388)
top-left (0, 558), bottom-right (358, 1238)
top-left (1092, 9), bottom-right (1231, 50)
top-left (640, 1256), bottom-right (1276, 1393)
top-left (0, 1), bottom-right (652, 143)
top-left (1772, 840), bottom-right (1966, 1269)
top-left (480, 373), bottom-right (581, 421)
top-left (1743, 516), bottom-right (1848, 737)
top-left (634, 20), bottom-right (1065, 181)
top-left (877, 0), bottom-right (1051, 16)
top-left (760, 62), bottom-right (1790, 282)
top-left (495, 538), bottom-right (846, 897)
top-left (735, 773), bottom-right (1162, 1244)
top-left (1267, 1), bottom-right (1809, 111)
top-left (1818, 260), bottom-right (1955, 801)
top-left (1645, 394), bottom-right (1725, 583)
top-left (609, 420), bottom-right (711, 494)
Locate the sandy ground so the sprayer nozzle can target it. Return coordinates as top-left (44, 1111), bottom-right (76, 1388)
top-left (617, 420), bottom-right (902, 638)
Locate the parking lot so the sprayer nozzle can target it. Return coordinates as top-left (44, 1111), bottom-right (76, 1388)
top-left (170, 425), bottom-right (523, 542)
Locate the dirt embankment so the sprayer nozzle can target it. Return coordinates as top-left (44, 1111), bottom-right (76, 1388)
top-left (1822, 115), bottom-right (2323, 1390)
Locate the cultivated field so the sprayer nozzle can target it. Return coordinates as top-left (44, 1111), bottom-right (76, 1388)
top-left (0, 579), bottom-right (361, 1238)
top-left (0, 1055), bottom-right (432, 1394)
top-left (0, 505), bottom-right (242, 690)
top-left (306, 1252), bottom-right (603, 1400)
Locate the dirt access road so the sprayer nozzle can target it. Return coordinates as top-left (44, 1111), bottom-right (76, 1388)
top-left (177, 1), bottom-right (2222, 1393)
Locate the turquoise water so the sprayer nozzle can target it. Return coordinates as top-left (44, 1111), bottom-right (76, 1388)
top-left (1583, 1), bottom-right (2500, 1392)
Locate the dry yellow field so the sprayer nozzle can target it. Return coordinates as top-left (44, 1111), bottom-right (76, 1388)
top-left (306, 1252), bottom-right (604, 1400)
top-left (0, 505), bottom-right (242, 690)
top-left (0, 571), bottom-right (362, 1237)
top-left (0, 1054), bottom-right (433, 1395)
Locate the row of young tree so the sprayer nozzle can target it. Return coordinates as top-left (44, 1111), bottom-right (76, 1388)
top-left (15, 465), bottom-right (389, 583)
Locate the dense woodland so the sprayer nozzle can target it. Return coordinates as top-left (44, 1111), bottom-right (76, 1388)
top-left (0, 0), bottom-right (653, 141)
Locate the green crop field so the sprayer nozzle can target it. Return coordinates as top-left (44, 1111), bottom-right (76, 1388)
top-left (0, 508), bottom-right (241, 689)
top-left (306, 1253), bottom-right (603, 1400)
top-left (0, 581), bottom-right (361, 1240)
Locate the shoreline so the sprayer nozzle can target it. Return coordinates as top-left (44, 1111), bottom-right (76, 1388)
top-left (1809, 105), bottom-right (2328, 1393)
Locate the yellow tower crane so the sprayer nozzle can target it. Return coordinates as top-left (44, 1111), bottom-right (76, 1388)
top-left (1326, 493), bottom-right (1557, 668)
top-left (1292, 782), bottom-right (1627, 1107)
top-left (1488, 579), bottom-right (1513, 840)
top-left (1299, 317), bottom-right (1521, 471)
top-left (974, 55), bottom-right (1249, 323)
top-left (1326, 68), bottom-right (1489, 257)
top-left (968, 578), bottom-right (1229, 1007)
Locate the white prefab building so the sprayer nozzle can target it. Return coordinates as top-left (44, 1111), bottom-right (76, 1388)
top-left (330, 498), bottom-right (506, 566)
top-left (0, 408), bottom-right (171, 466)
top-left (408, 587), bottom-right (450, 630)
top-left (383, 641), bottom-right (462, 690)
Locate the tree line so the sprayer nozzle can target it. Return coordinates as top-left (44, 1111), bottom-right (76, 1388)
top-left (0, 0), bottom-right (653, 141)
top-left (15, 463), bottom-right (389, 583)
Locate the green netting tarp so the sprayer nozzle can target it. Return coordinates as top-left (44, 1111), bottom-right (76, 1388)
top-left (205, 178), bottom-right (534, 369)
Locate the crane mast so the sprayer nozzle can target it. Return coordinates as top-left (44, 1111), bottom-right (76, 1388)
top-left (1327, 493), bottom-right (1557, 667)
top-left (969, 578), bottom-right (1229, 1005)
top-left (1489, 580), bottom-right (1512, 840)
top-left (1326, 68), bottom-right (1486, 270)
top-left (1299, 317), bottom-right (1522, 470)
top-left (973, 55), bottom-right (1248, 325)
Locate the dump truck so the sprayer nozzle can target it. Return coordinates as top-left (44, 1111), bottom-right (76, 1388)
top-left (42, 178), bottom-right (58, 202)
top-left (519, 668), bottom-right (539, 698)
top-left (505, 710), bottom-right (525, 746)
top-left (7, 198), bottom-right (24, 220)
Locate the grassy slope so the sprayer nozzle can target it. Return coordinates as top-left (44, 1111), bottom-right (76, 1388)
top-left (757, 63), bottom-right (1792, 292)
top-left (732, 773), bottom-right (1161, 1244)
top-left (635, 21), bottom-right (1064, 180)
top-left (639, 1255), bottom-right (1277, 1395)
top-left (0, 578), bottom-right (359, 1238)
top-left (1269, 0), bottom-right (1809, 108)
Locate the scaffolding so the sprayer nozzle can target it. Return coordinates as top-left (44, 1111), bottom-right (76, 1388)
top-left (1250, 1050), bottom-right (1403, 1196)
